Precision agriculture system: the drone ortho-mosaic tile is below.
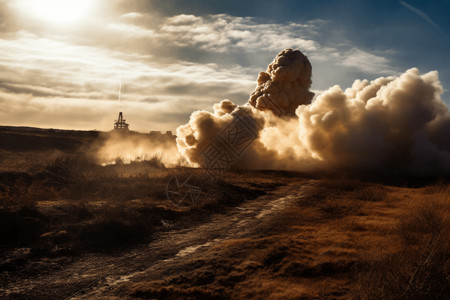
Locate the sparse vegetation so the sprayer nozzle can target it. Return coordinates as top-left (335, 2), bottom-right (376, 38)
top-left (1, 126), bottom-right (450, 299)
top-left (0, 148), bottom-right (273, 260)
top-left (355, 193), bottom-right (450, 299)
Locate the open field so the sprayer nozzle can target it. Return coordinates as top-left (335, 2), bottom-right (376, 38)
top-left (0, 126), bottom-right (449, 299)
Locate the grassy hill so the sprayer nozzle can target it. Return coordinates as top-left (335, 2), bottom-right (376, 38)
top-left (0, 126), bottom-right (448, 299)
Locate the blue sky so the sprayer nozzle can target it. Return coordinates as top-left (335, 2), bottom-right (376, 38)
top-left (0, 0), bottom-right (449, 131)
top-left (149, 0), bottom-right (450, 89)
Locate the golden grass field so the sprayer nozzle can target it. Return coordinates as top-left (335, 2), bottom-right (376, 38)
top-left (0, 126), bottom-right (449, 299)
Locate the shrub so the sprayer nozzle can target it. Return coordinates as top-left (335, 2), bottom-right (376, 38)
top-left (0, 206), bottom-right (46, 246)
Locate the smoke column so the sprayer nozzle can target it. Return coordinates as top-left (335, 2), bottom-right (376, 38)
top-left (118, 80), bottom-right (122, 108)
top-left (176, 49), bottom-right (450, 177)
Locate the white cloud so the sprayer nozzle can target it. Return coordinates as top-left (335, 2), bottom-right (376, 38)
top-left (106, 23), bottom-right (156, 39)
top-left (156, 14), bottom-right (319, 53)
top-left (340, 48), bottom-right (397, 74)
top-left (0, 31), bottom-right (257, 131)
top-left (108, 13), bottom-right (395, 76)
top-left (119, 12), bottom-right (144, 20)
top-left (0, 8), bottom-right (400, 131)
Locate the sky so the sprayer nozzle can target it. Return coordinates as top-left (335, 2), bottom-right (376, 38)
top-left (0, 0), bottom-right (449, 132)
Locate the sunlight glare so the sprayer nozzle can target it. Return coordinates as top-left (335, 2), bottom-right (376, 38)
top-left (20, 0), bottom-right (91, 24)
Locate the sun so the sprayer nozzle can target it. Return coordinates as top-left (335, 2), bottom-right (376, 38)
top-left (19, 0), bottom-right (91, 24)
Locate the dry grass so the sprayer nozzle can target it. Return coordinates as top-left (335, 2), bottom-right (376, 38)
top-left (127, 178), bottom-right (450, 299)
top-left (0, 154), bottom-right (157, 254)
top-left (354, 190), bottom-right (450, 299)
top-left (0, 153), bottom-right (173, 206)
top-left (0, 152), bottom-right (274, 259)
top-left (2, 127), bottom-right (450, 299)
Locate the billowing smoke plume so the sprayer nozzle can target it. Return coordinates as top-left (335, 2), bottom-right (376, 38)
top-left (249, 49), bottom-right (314, 116)
top-left (177, 48), bottom-right (450, 176)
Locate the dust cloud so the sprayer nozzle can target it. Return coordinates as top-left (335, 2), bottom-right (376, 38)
top-left (94, 131), bottom-right (181, 167)
top-left (177, 48), bottom-right (450, 176)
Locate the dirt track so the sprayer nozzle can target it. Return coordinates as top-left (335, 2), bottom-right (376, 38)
top-left (3, 179), bottom-right (318, 299)
top-left (3, 176), bottom-right (448, 299)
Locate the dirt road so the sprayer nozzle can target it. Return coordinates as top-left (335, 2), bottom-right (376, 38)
top-left (3, 179), bottom-right (320, 299)
top-left (4, 176), bottom-right (407, 299)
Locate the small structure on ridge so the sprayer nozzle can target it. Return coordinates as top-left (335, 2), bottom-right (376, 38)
top-left (114, 112), bottom-right (129, 131)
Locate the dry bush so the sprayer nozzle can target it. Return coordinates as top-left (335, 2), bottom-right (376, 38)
top-left (75, 204), bottom-right (152, 250)
top-left (24, 153), bottom-right (169, 202)
top-left (159, 169), bottom-right (269, 210)
top-left (194, 189), bottom-right (222, 209)
top-left (63, 174), bottom-right (167, 202)
top-left (0, 206), bottom-right (47, 247)
top-left (0, 179), bottom-right (59, 210)
top-left (0, 153), bottom-right (275, 257)
top-left (172, 155), bottom-right (191, 168)
top-left (0, 176), bottom-right (37, 210)
top-left (0, 154), bottom-right (96, 210)
top-left (113, 153), bottom-right (166, 169)
top-left (144, 154), bottom-right (166, 169)
top-left (0, 153), bottom-right (168, 255)
top-left (161, 170), bottom-right (223, 209)
top-left (354, 197), bottom-right (450, 299)
top-left (44, 153), bottom-right (97, 180)
top-left (30, 201), bottom-right (171, 255)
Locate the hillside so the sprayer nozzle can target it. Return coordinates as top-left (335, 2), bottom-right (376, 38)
top-left (0, 126), bottom-right (448, 299)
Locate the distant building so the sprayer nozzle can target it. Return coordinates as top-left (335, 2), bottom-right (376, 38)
top-left (114, 112), bottom-right (129, 131)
